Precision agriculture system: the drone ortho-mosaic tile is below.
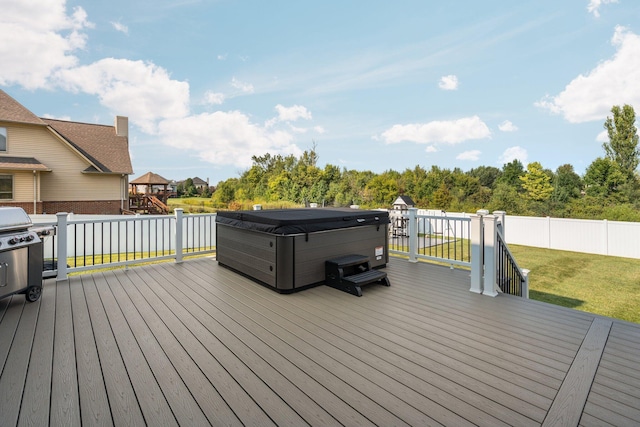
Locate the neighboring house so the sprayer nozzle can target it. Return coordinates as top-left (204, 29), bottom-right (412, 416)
top-left (175, 176), bottom-right (210, 194)
top-left (168, 180), bottom-right (178, 195)
top-left (0, 89), bottom-right (133, 214)
top-left (191, 176), bottom-right (209, 191)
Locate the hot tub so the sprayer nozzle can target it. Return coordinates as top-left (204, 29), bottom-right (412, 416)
top-left (215, 208), bottom-right (389, 292)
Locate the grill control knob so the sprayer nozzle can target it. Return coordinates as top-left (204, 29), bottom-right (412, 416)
top-left (8, 237), bottom-right (18, 245)
top-left (26, 234), bottom-right (34, 242)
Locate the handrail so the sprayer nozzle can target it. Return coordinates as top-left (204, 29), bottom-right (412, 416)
top-left (149, 195), bottom-right (169, 212)
top-left (496, 226), bottom-right (529, 297)
top-left (388, 208), bottom-right (471, 267)
top-left (34, 209), bottom-right (216, 281)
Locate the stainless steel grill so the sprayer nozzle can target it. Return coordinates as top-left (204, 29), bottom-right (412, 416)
top-left (0, 207), bottom-right (44, 302)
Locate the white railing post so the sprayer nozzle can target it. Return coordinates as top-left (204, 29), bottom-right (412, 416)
top-left (494, 210), bottom-right (506, 240)
top-left (483, 214), bottom-right (498, 297)
top-left (522, 269), bottom-right (530, 299)
top-left (56, 212), bottom-right (68, 281)
top-left (408, 208), bottom-right (418, 263)
top-left (175, 208), bottom-right (184, 263)
top-left (470, 212), bottom-right (484, 294)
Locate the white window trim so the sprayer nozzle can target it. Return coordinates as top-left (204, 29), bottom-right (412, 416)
top-left (0, 127), bottom-right (6, 152)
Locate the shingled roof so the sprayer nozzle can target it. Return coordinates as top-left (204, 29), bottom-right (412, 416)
top-left (42, 118), bottom-right (132, 174)
top-left (130, 171), bottom-right (169, 185)
top-left (0, 89), bottom-right (133, 175)
top-left (0, 90), bottom-right (47, 126)
top-left (0, 156), bottom-right (51, 171)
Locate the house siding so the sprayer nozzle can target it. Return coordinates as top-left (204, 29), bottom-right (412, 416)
top-left (4, 124), bottom-right (126, 202)
top-left (11, 171), bottom-right (35, 201)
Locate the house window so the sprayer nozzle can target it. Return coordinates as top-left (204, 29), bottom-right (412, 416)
top-left (0, 127), bottom-right (6, 152)
top-left (0, 175), bottom-right (12, 199)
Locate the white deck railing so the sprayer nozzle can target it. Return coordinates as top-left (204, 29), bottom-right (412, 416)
top-left (35, 207), bottom-right (526, 298)
top-left (34, 209), bottom-right (216, 281)
top-left (388, 209), bottom-right (472, 268)
top-left (391, 208), bottom-right (528, 298)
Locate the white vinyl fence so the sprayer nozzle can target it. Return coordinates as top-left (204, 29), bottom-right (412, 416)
top-left (398, 210), bottom-right (640, 259)
top-left (503, 215), bottom-right (640, 259)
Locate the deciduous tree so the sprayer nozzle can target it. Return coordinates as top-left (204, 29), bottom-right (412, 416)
top-left (603, 104), bottom-right (639, 179)
top-left (519, 161), bottom-right (553, 201)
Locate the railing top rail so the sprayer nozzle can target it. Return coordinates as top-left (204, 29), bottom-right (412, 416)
top-left (389, 213), bottom-right (471, 222)
top-left (65, 216), bottom-right (177, 226)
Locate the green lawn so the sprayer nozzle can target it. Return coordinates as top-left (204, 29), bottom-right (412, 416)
top-left (167, 197), bottom-right (217, 213)
top-left (509, 245), bottom-right (640, 324)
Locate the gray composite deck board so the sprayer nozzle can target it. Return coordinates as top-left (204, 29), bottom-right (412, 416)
top-left (111, 268), bottom-right (245, 426)
top-left (124, 269), bottom-right (277, 427)
top-left (80, 273), bottom-right (147, 426)
top-left (69, 275), bottom-right (111, 426)
top-left (50, 275), bottom-right (81, 427)
top-left (90, 272), bottom-right (179, 426)
top-left (169, 261), bottom-right (458, 426)
top-left (18, 282), bottom-right (56, 426)
top-left (542, 318), bottom-right (612, 427)
top-left (127, 265), bottom-right (295, 427)
top-left (1, 256), bottom-right (640, 426)
top-left (186, 259), bottom-right (538, 426)
top-left (0, 295), bottom-right (39, 426)
top-left (100, 270), bottom-right (212, 426)
top-left (149, 262), bottom-right (412, 426)
top-left (581, 321), bottom-right (640, 425)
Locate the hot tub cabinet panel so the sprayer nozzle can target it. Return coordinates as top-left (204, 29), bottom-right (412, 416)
top-left (215, 209), bottom-right (389, 292)
top-left (217, 225), bottom-right (278, 286)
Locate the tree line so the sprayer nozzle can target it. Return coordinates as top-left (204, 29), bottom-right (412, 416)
top-left (208, 104), bottom-right (640, 221)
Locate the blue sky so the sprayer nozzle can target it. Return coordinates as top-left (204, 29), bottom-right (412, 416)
top-left (2, 0), bottom-right (640, 184)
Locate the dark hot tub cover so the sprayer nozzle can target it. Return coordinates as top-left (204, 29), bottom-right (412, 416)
top-left (215, 208), bottom-right (389, 235)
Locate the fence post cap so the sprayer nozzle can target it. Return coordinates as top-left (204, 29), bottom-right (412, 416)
top-left (476, 209), bottom-right (489, 216)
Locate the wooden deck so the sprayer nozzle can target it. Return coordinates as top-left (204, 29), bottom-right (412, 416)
top-left (0, 256), bottom-right (638, 426)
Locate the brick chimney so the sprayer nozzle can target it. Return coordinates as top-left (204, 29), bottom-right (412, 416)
top-left (115, 116), bottom-right (128, 138)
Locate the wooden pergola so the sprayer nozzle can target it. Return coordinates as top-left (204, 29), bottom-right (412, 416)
top-left (128, 171), bottom-right (171, 214)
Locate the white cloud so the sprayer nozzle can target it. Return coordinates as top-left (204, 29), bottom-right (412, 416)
top-left (457, 150), bottom-right (481, 161)
top-left (203, 91), bottom-right (225, 105)
top-left (596, 130), bottom-right (609, 142)
top-left (42, 113), bottom-right (72, 121)
top-left (111, 21), bottom-right (128, 34)
top-left (231, 77), bottom-right (254, 94)
top-left (438, 75), bottom-right (459, 91)
top-left (425, 145), bottom-right (438, 153)
top-left (587, 0), bottom-right (618, 17)
top-left (289, 125), bottom-right (308, 134)
top-left (0, 0), bottom-right (93, 89)
top-left (313, 126), bottom-right (326, 134)
top-left (381, 115), bottom-right (491, 145)
top-left (275, 104), bottom-right (312, 122)
top-left (536, 26), bottom-right (640, 123)
top-left (266, 104), bottom-right (313, 128)
top-left (217, 54), bottom-right (227, 60)
top-left (498, 120), bottom-right (518, 132)
top-left (498, 146), bottom-right (528, 165)
top-left (55, 58), bottom-right (190, 133)
top-left (158, 111), bottom-right (303, 168)
top-left (0, 0), bottom-right (307, 170)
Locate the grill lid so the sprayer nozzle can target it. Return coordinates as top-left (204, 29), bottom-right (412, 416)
top-left (0, 207), bottom-right (33, 233)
